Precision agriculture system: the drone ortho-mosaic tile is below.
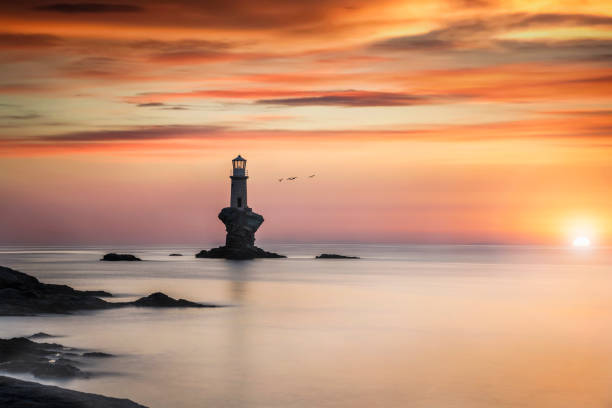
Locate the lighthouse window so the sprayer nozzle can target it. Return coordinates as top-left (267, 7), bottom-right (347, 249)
top-left (237, 197), bottom-right (242, 207)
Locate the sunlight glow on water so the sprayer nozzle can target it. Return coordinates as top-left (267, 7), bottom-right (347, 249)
top-left (1, 244), bottom-right (612, 408)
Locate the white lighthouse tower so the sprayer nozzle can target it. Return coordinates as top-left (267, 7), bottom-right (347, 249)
top-left (230, 155), bottom-right (248, 210)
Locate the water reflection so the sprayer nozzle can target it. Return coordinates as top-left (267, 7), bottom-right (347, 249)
top-left (226, 260), bottom-right (252, 406)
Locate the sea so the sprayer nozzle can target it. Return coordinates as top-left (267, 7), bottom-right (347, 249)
top-left (1, 244), bottom-right (611, 408)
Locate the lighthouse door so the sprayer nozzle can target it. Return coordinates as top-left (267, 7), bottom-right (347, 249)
top-left (237, 197), bottom-right (243, 208)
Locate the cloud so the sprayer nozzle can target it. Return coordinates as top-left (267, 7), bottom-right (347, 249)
top-left (127, 89), bottom-right (438, 106)
top-left (0, 33), bottom-right (60, 49)
top-left (34, 3), bottom-right (143, 13)
top-left (41, 125), bottom-right (225, 141)
top-left (0, 113), bottom-right (41, 120)
top-left (0, 83), bottom-right (60, 94)
top-left (374, 13), bottom-right (612, 51)
top-left (135, 102), bottom-right (191, 110)
top-left (136, 102), bottom-right (165, 107)
top-left (256, 90), bottom-right (434, 107)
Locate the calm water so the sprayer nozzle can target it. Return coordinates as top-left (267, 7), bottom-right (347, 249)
top-left (1, 244), bottom-right (611, 408)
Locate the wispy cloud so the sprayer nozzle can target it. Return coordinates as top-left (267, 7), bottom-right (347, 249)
top-left (41, 125), bottom-right (226, 141)
top-left (0, 32), bottom-right (60, 49)
top-left (374, 13), bottom-right (612, 51)
top-left (256, 90), bottom-right (435, 107)
top-left (34, 3), bottom-right (144, 13)
top-left (0, 113), bottom-right (41, 120)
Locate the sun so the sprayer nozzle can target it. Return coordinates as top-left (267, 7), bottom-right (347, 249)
top-left (572, 236), bottom-right (591, 247)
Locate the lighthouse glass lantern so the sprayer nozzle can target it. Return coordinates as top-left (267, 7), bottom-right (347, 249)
top-left (232, 155), bottom-right (247, 177)
top-left (230, 155), bottom-right (248, 209)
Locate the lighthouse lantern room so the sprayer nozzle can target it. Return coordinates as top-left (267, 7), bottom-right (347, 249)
top-left (230, 155), bottom-right (248, 209)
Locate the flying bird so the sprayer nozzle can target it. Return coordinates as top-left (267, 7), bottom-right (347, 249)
top-left (287, 177), bottom-right (298, 181)
top-left (309, 174), bottom-right (316, 178)
top-left (278, 178), bottom-right (283, 182)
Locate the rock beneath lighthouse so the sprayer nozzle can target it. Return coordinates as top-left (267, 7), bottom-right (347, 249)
top-left (195, 207), bottom-right (285, 260)
top-left (195, 246), bottom-right (285, 260)
top-left (218, 207), bottom-right (264, 248)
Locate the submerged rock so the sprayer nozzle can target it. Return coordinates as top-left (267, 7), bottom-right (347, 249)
top-left (316, 253), bottom-right (360, 259)
top-left (28, 332), bottom-right (58, 339)
top-left (82, 352), bottom-right (114, 358)
top-left (100, 253), bottom-right (142, 261)
top-left (0, 375), bottom-right (148, 408)
top-left (169, 253), bottom-right (183, 256)
top-left (0, 337), bottom-right (86, 379)
top-left (0, 265), bottom-right (220, 316)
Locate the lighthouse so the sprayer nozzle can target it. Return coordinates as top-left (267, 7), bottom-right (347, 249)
top-left (230, 155), bottom-right (248, 210)
top-left (194, 155), bottom-right (285, 259)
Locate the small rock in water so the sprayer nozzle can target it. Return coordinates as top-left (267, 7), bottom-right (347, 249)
top-left (100, 253), bottom-right (142, 261)
top-left (315, 253), bottom-right (360, 259)
top-left (169, 253), bottom-right (183, 256)
top-left (132, 292), bottom-right (218, 308)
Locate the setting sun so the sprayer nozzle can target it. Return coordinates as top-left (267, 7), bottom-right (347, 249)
top-left (573, 236), bottom-right (591, 247)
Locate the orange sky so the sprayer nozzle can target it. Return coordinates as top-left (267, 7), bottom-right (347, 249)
top-left (0, 0), bottom-right (610, 245)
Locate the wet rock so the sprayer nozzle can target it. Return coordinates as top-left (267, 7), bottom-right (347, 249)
top-left (169, 253), bottom-right (183, 256)
top-left (100, 253), bottom-right (141, 261)
top-left (0, 337), bottom-right (86, 379)
top-left (0, 375), bottom-right (148, 408)
top-left (316, 253), bottom-right (360, 259)
top-left (0, 266), bottom-right (111, 316)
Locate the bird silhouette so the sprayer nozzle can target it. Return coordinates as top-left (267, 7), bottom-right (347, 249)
top-left (309, 174), bottom-right (316, 178)
top-left (287, 177), bottom-right (298, 181)
top-left (278, 178), bottom-right (284, 182)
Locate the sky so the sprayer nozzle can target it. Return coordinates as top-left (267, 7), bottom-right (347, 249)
top-left (0, 0), bottom-right (610, 246)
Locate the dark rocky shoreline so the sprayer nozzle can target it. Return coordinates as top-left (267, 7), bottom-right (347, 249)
top-left (0, 265), bottom-right (219, 316)
top-left (0, 265), bottom-right (222, 406)
top-left (0, 375), bottom-right (147, 408)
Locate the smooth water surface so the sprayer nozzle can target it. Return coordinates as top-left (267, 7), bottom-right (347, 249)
top-left (1, 244), bottom-right (611, 407)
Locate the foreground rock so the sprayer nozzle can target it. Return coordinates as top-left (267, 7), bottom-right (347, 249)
top-left (0, 266), bottom-right (219, 316)
top-left (100, 253), bottom-right (141, 261)
top-left (316, 253), bottom-right (360, 259)
top-left (0, 375), bottom-right (147, 408)
top-left (1, 266), bottom-right (111, 315)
